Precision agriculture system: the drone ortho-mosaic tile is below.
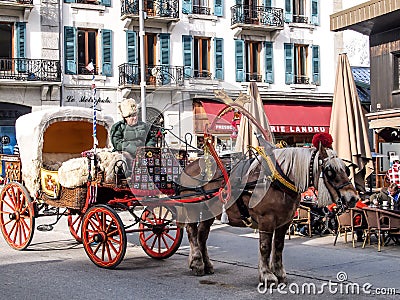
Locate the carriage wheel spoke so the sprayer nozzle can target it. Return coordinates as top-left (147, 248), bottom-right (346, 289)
top-left (143, 232), bottom-right (155, 243)
top-left (161, 235), bottom-right (171, 250)
top-left (5, 189), bottom-right (17, 209)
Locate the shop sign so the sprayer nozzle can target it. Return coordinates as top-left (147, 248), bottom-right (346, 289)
top-left (270, 126), bottom-right (329, 133)
top-left (66, 95), bottom-right (111, 103)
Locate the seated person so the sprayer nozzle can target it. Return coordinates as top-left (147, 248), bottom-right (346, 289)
top-left (385, 156), bottom-right (400, 188)
top-left (369, 183), bottom-right (399, 206)
top-left (110, 98), bottom-right (156, 157)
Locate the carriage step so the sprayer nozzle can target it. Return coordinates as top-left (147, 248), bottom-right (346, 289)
top-left (37, 224), bottom-right (54, 231)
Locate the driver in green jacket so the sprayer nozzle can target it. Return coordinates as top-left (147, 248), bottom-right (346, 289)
top-left (110, 98), bottom-right (156, 156)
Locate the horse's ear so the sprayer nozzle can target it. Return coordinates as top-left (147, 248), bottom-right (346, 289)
top-left (318, 143), bottom-right (328, 159)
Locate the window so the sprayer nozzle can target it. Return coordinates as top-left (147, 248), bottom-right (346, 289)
top-left (245, 41), bottom-right (261, 82)
top-left (182, 0), bottom-right (223, 16)
top-left (194, 37), bottom-right (211, 78)
top-left (235, 39), bottom-right (272, 83)
top-left (78, 29), bottom-right (97, 75)
top-left (138, 33), bottom-right (157, 67)
top-left (284, 43), bottom-right (320, 85)
top-left (394, 53), bottom-right (400, 90)
top-left (0, 22), bottom-right (26, 72)
top-left (64, 27), bottom-right (112, 76)
top-left (294, 44), bottom-right (308, 84)
top-left (183, 36), bottom-right (223, 79)
top-left (0, 23), bottom-right (13, 71)
top-left (285, 0), bottom-right (319, 25)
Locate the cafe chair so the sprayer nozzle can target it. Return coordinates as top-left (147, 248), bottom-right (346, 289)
top-left (288, 205), bottom-right (312, 239)
top-left (378, 209), bottom-right (400, 247)
top-left (334, 209), bottom-right (352, 246)
top-left (350, 208), bottom-right (368, 248)
top-left (361, 207), bottom-right (400, 252)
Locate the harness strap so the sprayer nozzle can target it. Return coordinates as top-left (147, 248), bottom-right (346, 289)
top-left (251, 146), bottom-right (298, 195)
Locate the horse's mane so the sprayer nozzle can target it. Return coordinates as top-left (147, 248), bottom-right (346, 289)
top-left (273, 147), bottom-right (344, 207)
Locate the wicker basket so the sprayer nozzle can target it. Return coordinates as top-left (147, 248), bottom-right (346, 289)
top-left (41, 185), bottom-right (87, 210)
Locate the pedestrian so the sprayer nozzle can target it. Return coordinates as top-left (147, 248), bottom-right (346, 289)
top-left (385, 156), bottom-right (400, 188)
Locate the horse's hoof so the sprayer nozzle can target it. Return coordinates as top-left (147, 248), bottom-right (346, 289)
top-left (259, 273), bottom-right (279, 288)
top-left (204, 266), bottom-right (214, 275)
top-left (278, 276), bottom-right (287, 284)
top-left (191, 267), bottom-right (205, 276)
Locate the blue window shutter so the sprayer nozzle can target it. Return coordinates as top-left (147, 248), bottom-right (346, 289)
top-left (100, 0), bottom-right (111, 7)
top-left (182, 35), bottom-right (193, 77)
top-left (102, 29), bottom-right (112, 77)
top-left (263, 0), bottom-right (272, 7)
top-left (284, 43), bottom-right (294, 84)
top-left (127, 31), bottom-right (137, 64)
top-left (182, 0), bottom-right (192, 14)
top-left (285, 0), bottom-right (292, 23)
top-left (64, 0), bottom-right (75, 3)
top-left (159, 33), bottom-right (170, 65)
top-left (311, 0), bottom-right (320, 25)
top-left (312, 45), bottom-right (320, 85)
top-left (16, 22), bottom-right (26, 58)
top-left (16, 22), bottom-right (26, 72)
top-left (214, 38), bottom-right (224, 80)
top-left (235, 39), bottom-right (245, 82)
top-left (264, 42), bottom-right (273, 84)
top-left (159, 33), bottom-right (170, 84)
top-left (64, 26), bottom-right (77, 75)
top-left (214, 0), bottom-right (223, 16)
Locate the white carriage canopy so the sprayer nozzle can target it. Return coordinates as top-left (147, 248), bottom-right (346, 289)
top-left (15, 107), bottom-right (114, 197)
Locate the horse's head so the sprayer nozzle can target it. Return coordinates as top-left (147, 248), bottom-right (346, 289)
top-left (316, 145), bottom-right (358, 212)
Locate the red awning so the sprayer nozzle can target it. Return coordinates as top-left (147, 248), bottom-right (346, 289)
top-left (199, 101), bottom-right (332, 134)
top-left (264, 103), bottom-right (331, 134)
top-left (200, 101), bottom-right (236, 133)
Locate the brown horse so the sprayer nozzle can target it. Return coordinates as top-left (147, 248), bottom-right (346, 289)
top-left (177, 143), bottom-right (358, 286)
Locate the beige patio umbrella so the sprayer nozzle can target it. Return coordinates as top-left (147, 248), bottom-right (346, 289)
top-left (235, 81), bottom-right (274, 155)
top-left (329, 53), bottom-right (373, 194)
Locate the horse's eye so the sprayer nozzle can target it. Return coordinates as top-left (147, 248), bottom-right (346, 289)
top-left (325, 167), bottom-right (336, 180)
top-left (345, 166), bottom-right (350, 177)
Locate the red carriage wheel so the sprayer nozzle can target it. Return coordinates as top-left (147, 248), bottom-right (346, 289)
top-left (139, 206), bottom-right (183, 259)
top-left (81, 205), bottom-right (126, 268)
top-left (68, 210), bottom-right (84, 243)
top-left (0, 182), bottom-right (35, 250)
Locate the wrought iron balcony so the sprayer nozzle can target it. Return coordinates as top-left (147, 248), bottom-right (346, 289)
top-left (192, 5), bottom-right (211, 15)
top-left (231, 5), bottom-right (284, 28)
top-left (294, 75), bottom-right (310, 84)
top-left (0, 58), bottom-right (61, 82)
top-left (119, 63), bottom-right (184, 86)
top-left (292, 15), bottom-right (308, 24)
top-left (246, 73), bottom-right (262, 82)
top-left (121, 0), bottom-right (179, 19)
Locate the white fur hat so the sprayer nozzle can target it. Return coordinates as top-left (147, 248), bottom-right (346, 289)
top-left (118, 98), bottom-right (138, 118)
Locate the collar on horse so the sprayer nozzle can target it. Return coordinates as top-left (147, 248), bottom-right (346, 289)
top-left (251, 146), bottom-right (298, 198)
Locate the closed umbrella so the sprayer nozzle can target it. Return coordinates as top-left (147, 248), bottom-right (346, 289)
top-left (329, 53), bottom-right (373, 194)
top-left (235, 81), bottom-right (274, 154)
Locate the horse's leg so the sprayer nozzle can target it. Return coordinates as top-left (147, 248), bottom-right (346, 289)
top-left (197, 217), bottom-right (215, 274)
top-left (271, 222), bottom-right (290, 284)
top-left (258, 230), bottom-right (278, 286)
top-left (186, 223), bottom-right (205, 275)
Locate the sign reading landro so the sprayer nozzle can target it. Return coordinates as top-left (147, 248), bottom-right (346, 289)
top-left (66, 95), bottom-right (111, 103)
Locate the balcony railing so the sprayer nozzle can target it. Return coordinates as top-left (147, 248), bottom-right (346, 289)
top-left (192, 5), bottom-right (210, 15)
top-left (121, 0), bottom-right (179, 18)
top-left (246, 73), bottom-right (262, 82)
top-left (292, 15), bottom-right (308, 24)
top-left (119, 63), bottom-right (184, 86)
top-left (294, 75), bottom-right (310, 84)
top-left (0, 58), bottom-right (61, 82)
top-left (231, 5), bottom-right (284, 27)
top-left (76, 0), bottom-right (100, 4)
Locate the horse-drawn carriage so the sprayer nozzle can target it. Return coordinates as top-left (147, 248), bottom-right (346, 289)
top-left (0, 100), bottom-right (359, 285)
top-left (0, 107), bottom-right (197, 268)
